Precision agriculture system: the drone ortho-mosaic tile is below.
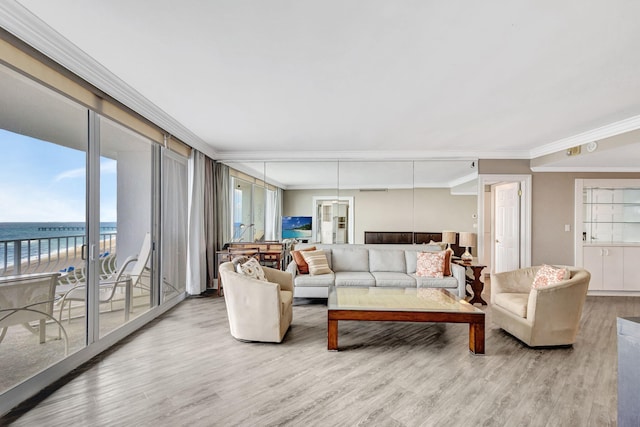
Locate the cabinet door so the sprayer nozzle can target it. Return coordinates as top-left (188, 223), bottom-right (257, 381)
top-left (623, 247), bottom-right (640, 290)
top-left (583, 246), bottom-right (603, 290)
top-left (603, 247), bottom-right (624, 290)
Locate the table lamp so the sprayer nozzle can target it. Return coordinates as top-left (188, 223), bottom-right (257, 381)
top-left (442, 230), bottom-right (456, 253)
top-left (459, 232), bottom-right (476, 262)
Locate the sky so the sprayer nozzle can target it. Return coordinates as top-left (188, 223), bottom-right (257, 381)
top-left (0, 129), bottom-right (117, 222)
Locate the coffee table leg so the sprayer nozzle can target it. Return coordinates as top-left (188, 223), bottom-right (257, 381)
top-left (469, 321), bottom-right (485, 354)
top-left (328, 318), bottom-right (338, 351)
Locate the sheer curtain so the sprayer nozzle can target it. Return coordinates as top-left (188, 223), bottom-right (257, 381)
top-left (265, 187), bottom-right (283, 241)
top-left (162, 149), bottom-right (188, 298)
top-left (186, 150), bottom-right (206, 295)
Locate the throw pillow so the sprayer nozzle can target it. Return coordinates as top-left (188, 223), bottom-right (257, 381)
top-left (443, 250), bottom-right (452, 277)
top-left (236, 257), bottom-right (267, 282)
top-left (300, 250), bottom-right (332, 275)
top-left (416, 251), bottom-right (447, 278)
top-left (532, 264), bottom-right (570, 289)
top-left (291, 246), bottom-right (316, 274)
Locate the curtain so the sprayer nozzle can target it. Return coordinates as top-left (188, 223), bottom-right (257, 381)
top-left (265, 187), bottom-right (283, 241)
top-left (204, 157), bottom-right (216, 288)
top-left (162, 149), bottom-right (188, 297)
top-left (186, 150), bottom-right (206, 295)
top-left (213, 162), bottom-right (231, 283)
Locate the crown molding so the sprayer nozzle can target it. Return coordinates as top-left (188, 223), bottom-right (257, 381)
top-left (215, 149), bottom-right (529, 162)
top-left (530, 166), bottom-right (640, 173)
top-left (0, 1), bottom-right (215, 158)
top-left (529, 114), bottom-right (640, 159)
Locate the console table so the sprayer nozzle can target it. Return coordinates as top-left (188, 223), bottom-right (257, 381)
top-left (452, 259), bottom-right (487, 305)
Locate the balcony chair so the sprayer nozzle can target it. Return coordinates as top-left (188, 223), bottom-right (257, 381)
top-left (57, 232), bottom-right (151, 327)
top-left (219, 260), bottom-right (293, 343)
top-left (0, 272), bottom-right (69, 354)
top-left (491, 265), bottom-right (591, 347)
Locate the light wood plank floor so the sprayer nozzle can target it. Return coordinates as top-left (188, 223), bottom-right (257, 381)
top-left (3, 293), bottom-right (639, 426)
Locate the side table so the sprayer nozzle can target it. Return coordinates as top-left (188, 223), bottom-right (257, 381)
top-left (452, 259), bottom-right (487, 305)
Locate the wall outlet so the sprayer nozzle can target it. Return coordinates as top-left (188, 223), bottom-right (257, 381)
top-left (565, 224), bottom-right (571, 232)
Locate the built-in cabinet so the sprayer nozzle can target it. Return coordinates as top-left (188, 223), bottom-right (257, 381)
top-left (576, 179), bottom-right (640, 294)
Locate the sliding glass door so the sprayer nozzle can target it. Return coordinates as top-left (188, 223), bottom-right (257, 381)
top-left (0, 62), bottom-right (89, 392)
top-left (97, 117), bottom-right (155, 338)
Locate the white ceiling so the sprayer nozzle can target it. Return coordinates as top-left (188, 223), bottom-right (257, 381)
top-left (3, 1), bottom-right (640, 171)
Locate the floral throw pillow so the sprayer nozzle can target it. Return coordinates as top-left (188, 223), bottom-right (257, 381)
top-left (532, 264), bottom-right (570, 289)
top-left (416, 251), bottom-right (447, 278)
top-left (237, 257), bottom-right (267, 282)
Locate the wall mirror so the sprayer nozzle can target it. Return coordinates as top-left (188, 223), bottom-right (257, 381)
top-left (224, 159), bottom-right (478, 245)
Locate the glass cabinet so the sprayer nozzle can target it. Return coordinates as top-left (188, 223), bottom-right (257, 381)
top-left (583, 187), bottom-right (640, 244)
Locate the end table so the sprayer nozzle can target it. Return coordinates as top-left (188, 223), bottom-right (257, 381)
top-left (453, 259), bottom-right (487, 305)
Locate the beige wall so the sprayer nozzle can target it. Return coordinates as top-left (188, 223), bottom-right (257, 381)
top-left (479, 159), bottom-right (640, 265)
top-left (283, 188), bottom-right (476, 244)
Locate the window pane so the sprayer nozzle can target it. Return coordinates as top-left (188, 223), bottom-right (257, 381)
top-left (0, 63), bottom-right (88, 392)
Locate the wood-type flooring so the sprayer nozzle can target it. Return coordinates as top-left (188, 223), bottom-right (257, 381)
top-left (3, 292), bottom-right (639, 426)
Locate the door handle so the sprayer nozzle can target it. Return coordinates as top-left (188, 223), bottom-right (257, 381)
top-left (81, 244), bottom-right (87, 260)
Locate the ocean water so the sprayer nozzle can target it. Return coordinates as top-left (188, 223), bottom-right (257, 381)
top-left (0, 222), bottom-right (117, 267)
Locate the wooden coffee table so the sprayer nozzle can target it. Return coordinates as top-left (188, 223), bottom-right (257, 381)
top-left (327, 286), bottom-right (485, 354)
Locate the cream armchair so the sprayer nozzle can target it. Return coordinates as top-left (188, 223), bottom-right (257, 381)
top-left (219, 261), bottom-right (293, 343)
top-left (491, 266), bottom-right (590, 347)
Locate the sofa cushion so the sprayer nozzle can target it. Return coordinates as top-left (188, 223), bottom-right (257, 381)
top-left (294, 272), bottom-right (335, 287)
top-left (369, 249), bottom-right (406, 273)
top-left (413, 274), bottom-right (458, 289)
top-left (335, 272), bottom-right (375, 287)
top-left (532, 264), bottom-right (570, 289)
top-left (291, 246), bottom-right (316, 274)
top-left (331, 248), bottom-right (369, 272)
top-left (416, 251), bottom-right (447, 278)
top-left (372, 272), bottom-right (416, 287)
top-left (301, 250), bottom-right (332, 275)
top-left (494, 292), bottom-right (529, 318)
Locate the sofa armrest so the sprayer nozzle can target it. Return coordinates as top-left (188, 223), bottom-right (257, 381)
top-left (527, 270), bottom-right (591, 324)
top-left (286, 260), bottom-right (298, 278)
top-left (450, 263), bottom-right (466, 298)
top-left (263, 267), bottom-right (294, 293)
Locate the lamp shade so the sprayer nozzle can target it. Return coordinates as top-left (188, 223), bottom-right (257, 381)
top-left (459, 232), bottom-right (476, 248)
top-left (442, 231), bottom-right (456, 244)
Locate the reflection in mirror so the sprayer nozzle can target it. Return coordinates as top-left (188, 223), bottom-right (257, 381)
top-left (267, 161), bottom-right (338, 243)
top-left (338, 161), bottom-right (414, 243)
top-left (225, 161), bottom-right (265, 242)
top-left (413, 160), bottom-right (478, 246)
top-left (229, 159), bottom-right (479, 246)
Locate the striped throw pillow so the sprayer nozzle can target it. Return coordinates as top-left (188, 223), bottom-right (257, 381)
top-left (300, 250), bottom-right (332, 275)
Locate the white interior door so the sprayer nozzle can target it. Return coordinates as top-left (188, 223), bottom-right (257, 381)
top-left (494, 182), bottom-right (520, 273)
top-left (320, 202), bottom-right (333, 244)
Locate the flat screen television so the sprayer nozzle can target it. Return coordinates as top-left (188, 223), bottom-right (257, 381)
top-left (282, 216), bottom-right (312, 240)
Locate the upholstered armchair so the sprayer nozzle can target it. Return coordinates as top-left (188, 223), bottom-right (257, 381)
top-left (219, 261), bottom-right (293, 343)
top-left (491, 266), bottom-right (591, 347)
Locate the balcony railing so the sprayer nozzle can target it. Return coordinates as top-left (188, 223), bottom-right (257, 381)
top-left (0, 233), bottom-right (117, 277)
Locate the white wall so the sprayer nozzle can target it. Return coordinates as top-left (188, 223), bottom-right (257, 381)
top-left (283, 188), bottom-right (477, 244)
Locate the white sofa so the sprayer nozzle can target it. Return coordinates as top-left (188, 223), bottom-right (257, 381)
top-left (286, 244), bottom-right (466, 298)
